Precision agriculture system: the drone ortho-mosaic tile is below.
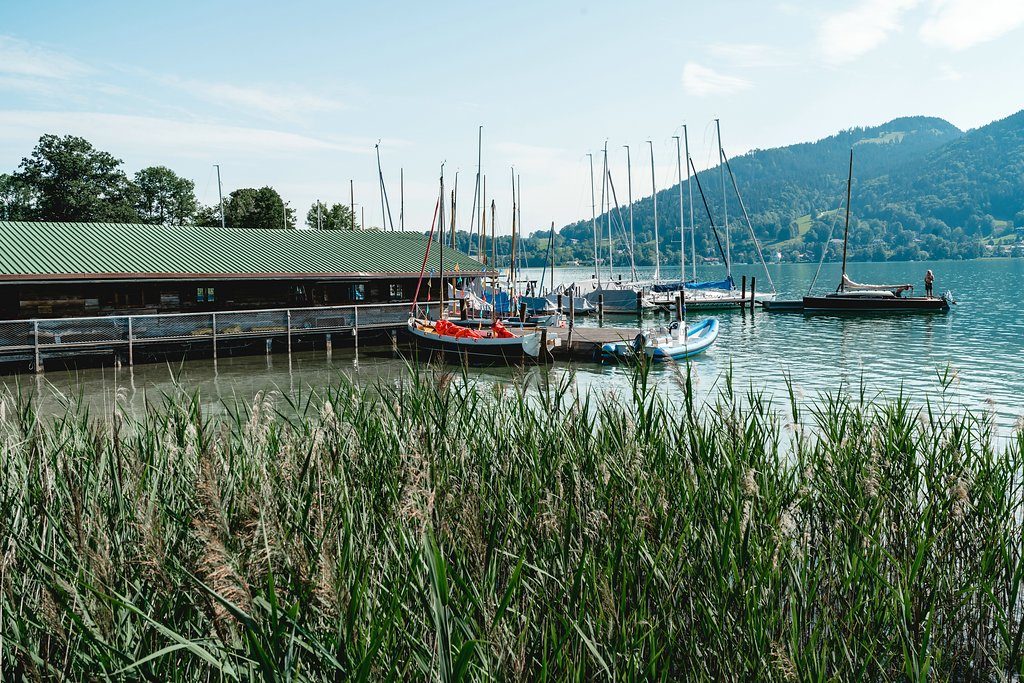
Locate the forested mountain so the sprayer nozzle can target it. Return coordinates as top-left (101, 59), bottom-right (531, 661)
top-left (516, 110), bottom-right (1024, 267)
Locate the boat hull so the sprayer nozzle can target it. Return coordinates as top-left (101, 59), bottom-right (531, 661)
top-left (802, 295), bottom-right (950, 313)
top-left (601, 318), bottom-right (719, 362)
top-left (404, 321), bottom-right (544, 366)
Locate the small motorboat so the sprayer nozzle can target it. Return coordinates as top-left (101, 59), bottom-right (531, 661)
top-left (405, 317), bottom-right (553, 365)
top-left (602, 318), bottom-right (719, 362)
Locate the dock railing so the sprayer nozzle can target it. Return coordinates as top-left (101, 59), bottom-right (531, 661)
top-left (0, 301), bottom-right (435, 371)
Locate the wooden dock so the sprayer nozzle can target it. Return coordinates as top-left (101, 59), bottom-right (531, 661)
top-left (548, 325), bottom-right (639, 361)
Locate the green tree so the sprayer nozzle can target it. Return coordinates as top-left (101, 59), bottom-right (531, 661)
top-left (306, 200), bottom-right (356, 230)
top-left (224, 187), bottom-right (296, 229)
top-left (134, 166), bottom-right (198, 224)
top-left (0, 173), bottom-right (32, 220)
top-left (193, 204), bottom-right (223, 227)
top-left (13, 134), bottom-right (139, 221)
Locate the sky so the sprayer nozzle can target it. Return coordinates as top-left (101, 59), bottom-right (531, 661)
top-left (1, 0), bottom-right (1022, 235)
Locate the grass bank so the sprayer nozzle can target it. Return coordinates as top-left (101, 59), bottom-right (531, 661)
top-left (1, 365), bottom-right (1022, 680)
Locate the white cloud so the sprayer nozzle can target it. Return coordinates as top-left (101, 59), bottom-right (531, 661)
top-left (919, 0), bottom-right (1024, 50)
top-left (707, 43), bottom-right (793, 68)
top-left (681, 62), bottom-right (752, 97)
top-left (0, 35), bottom-right (93, 79)
top-left (936, 64), bottom-right (962, 81)
top-left (818, 0), bottom-right (922, 64)
top-left (163, 77), bottom-right (347, 122)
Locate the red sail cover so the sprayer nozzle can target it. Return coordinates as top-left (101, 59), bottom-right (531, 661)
top-left (434, 319), bottom-right (483, 339)
top-left (491, 320), bottom-right (516, 338)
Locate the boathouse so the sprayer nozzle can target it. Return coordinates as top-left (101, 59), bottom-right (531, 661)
top-left (0, 221), bottom-right (488, 319)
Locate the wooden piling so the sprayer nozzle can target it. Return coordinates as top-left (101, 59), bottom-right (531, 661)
top-left (460, 298), bottom-right (468, 320)
top-left (750, 276), bottom-right (756, 312)
top-left (519, 301), bottom-right (528, 323)
top-left (33, 320), bottom-right (41, 373)
top-left (741, 275), bottom-right (747, 311)
top-left (675, 292), bottom-right (683, 322)
top-left (568, 295), bottom-right (575, 347)
top-left (540, 327), bottom-right (549, 363)
top-left (557, 293), bottom-right (563, 313)
top-left (636, 290), bottom-right (643, 320)
top-left (286, 310), bottom-right (292, 355)
top-left (598, 294), bottom-right (604, 324)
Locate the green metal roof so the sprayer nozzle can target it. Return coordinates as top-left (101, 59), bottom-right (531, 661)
top-left (0, 222), bottom-right (488, 282)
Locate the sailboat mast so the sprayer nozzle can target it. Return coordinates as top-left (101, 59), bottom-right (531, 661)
top-left (400, 168), bottom-right (404, 231)
top-left (715, 119), bottom-right (731, 277)
top-left (510, 169), bottom-right (517, 293)
top-left (548, 221), bottom-right (555, 294)
top-left (450, 187), bottom-right (457, 299)
top-left (490, 199), bottom-right (496, 284)
top-left (840, 148), bottom-right (853, 290)
top-left (623, 145), bottom-right (635, 279)
top-left (602, 141), bottom-right (613, 280)
top-left (588, 153), bottom-right (599, 283)
top-left (479, 174), bottom-right (486, 262)
top-left (474, 126), bottom-right (482, 253)
top-left (376, 142), bottom-right (388, 230)
top-left (439, 165), bottom-right (445, 314)
top-left (214, 164), bottom-right (225, 229)
top-left (517, 174), bottom-right (523, 293)
top-left (674, 134), bottom-right (685, 283)
top-left (648, 140), bottom-right (660, 282)
top-left (684, 125), bottom-right (695, 280)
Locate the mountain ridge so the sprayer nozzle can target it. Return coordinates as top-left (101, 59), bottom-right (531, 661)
top-left (518, 110), bottom-right (1023, 265)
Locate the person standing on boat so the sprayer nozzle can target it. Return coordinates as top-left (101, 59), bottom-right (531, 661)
top-left (924, 269), bottom-right (935, 297)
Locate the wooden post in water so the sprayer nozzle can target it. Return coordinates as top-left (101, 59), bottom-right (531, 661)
top-left (459, 298), bottom-right (467, 320)
top-left (33, 320), bottom-right (41, 373)
top-left (540, 327), bottom-right (549, 363)
top-left (635, 290), bottom-right (642, 322)
top-left (286, 310), bottom-right (292, 356)
top-left (750, 277), bottom-right (757, 312)
top-left (675, 292), bottom-right (683, 322)
top-left (557, 293), bottom-right (563, 313)
top-left (326, 333), bottom-right (332, 358)
top-left (740, 275), bottom-right (747, 311)
top-left (519, 301), bottom-right (528, 323)
top-left (598, 293), bottom-right (604, 324)
top-left (353, 307), bottom-right (359, 360)
top-left (568, 295), bottom-right (575, 347)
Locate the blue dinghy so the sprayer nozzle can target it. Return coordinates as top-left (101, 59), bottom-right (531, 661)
top-left (602, 318), bottom-right (719, 362)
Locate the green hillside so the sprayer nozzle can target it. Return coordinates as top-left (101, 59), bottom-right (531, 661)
top-left (517, 111), bottom-right (1024, 265)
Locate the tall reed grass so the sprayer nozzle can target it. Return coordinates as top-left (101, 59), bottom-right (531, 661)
top-left (0, 362), bottom-right (1022, 681)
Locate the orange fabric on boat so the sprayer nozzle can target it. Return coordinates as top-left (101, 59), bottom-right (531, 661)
top-left (491, 320), bottom-right (516, 339)
top-left (434, 319), bottom-right (483, 339)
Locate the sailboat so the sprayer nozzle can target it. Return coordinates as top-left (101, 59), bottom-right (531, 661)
top-left (802, 150), bottom-right (951, 313)
top-left (406, 167), bottom-right (555, 365)
top-left (654, 121), bottom-right (778, 310)
top-left (581, 142), bottom-right (656, 314)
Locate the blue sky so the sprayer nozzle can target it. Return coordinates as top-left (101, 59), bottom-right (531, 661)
top-left (1, 0), bottom-right (1022, 234)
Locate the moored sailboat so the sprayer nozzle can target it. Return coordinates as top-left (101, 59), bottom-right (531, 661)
top-left (802, 150), bottom-right (952, 313)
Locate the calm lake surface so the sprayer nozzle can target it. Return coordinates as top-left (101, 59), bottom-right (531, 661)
top-left (11, 258), bottom-right (1024, 437)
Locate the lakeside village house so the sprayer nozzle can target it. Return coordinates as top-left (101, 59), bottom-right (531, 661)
top-left (0, 221), bottom-right (490, 320)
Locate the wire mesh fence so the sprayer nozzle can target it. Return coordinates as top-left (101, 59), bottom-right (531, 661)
top-left (0, 303), bottom-right (415, 363)
top-left (37, 316), bottom-right (129, 347)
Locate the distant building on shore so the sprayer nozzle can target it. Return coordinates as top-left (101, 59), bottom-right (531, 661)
top-left (0, 221), bottom-right (490, 319)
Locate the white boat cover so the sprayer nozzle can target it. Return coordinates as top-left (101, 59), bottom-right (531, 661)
top-left (841, 274), bottom-right (912, 294)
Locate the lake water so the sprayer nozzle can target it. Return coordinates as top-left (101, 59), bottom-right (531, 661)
top-left (10, 258), bottom-right (1024, 439)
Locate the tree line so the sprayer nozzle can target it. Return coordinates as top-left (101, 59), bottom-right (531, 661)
top-left (0, 134), bottom-right (359, 230)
